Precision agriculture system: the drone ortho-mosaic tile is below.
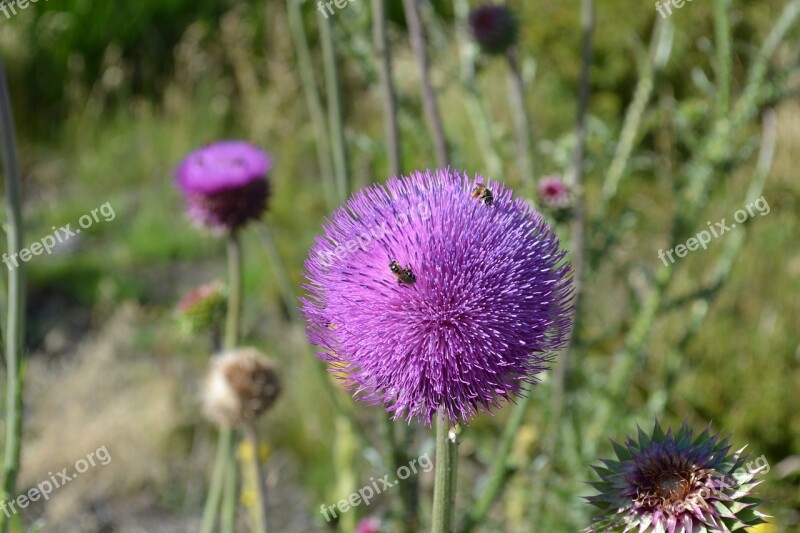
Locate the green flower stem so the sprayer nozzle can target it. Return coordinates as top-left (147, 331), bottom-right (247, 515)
top-left (286, 0), bottom-right (337, 211)
top-left (201, 426), bottom-right (232, 533)
top-left (318, 10), bottom-right (350, 203)
top-left (0, 62), bottom-right (26, 533)
top-left (244, 423), bottom-right (269, 533)
top-left (431, 417), bottom-right (458, 533)
top-left (460, 392), bottom-right (530, 533)
top-left (201, 231), bottom-right (244, 533)
top-left (222, 443), bottom-right (238, 533)
top-left (258, 225), bottom-right (301, 323)
top-left (224, 231), bottom-right (243, 350)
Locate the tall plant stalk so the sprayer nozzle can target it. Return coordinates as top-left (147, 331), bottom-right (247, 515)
top-left (505, 48), bottom-right (536, 190)
top-left (318, 11), bottom-right (350, 202)
top-left (452, 0), bottom-right (503, 179)
top-left (201, 231), bottom-right (244, 533)
top-left (0, 62), bottom-right (25, 533)
top-left (529, 0), bottom-right (593, 523)
top-left (402, 0), bottom-right (449, 167)
top-left (372, 0), bottom-right (402, 178)
top-left (431, 417), bottom-right (458, 533)
top-left (285, 0), bottom-right (337, 211)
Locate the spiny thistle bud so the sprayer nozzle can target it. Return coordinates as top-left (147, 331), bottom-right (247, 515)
top-left (468, 4), bottom-right (519, 56)
top-left (586, 421), bottom-right (768, 532)
top-left (203, 348), bottom-right (281, 427)
top-left (176, 281), bottom-right (227, 336)
top-left (175, 141), bottom-right (272, 234)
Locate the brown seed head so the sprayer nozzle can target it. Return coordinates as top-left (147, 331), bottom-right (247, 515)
top-left (203, 347), bottom-right (281, 426)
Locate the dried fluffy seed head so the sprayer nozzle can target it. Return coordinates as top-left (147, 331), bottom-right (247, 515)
top-left (175, 141), bottom-right (272, 233)
top-left (301, 169), bottom-right (574, 425)
top-left (468, 4), bottom-right (519, 55)
top-left (203, 348), bottom-right (281, 426)
top-left (586, 421), bottom-right (768, 533)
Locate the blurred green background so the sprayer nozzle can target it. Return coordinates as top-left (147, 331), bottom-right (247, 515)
top-left (0, 0), bottom-right (797, 531)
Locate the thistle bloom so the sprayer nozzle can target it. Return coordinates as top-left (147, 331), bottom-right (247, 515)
top-left (537, 175), bottom-right (571, 209)
top-left (586, 422), bottom-right (767, 533)
top-left (301, 169), bottom-right (573, 424)
top-left (468, 5), bottom-right (519, 55)
top-left (203, 348), bottom-right (282, 427)
top-left (175, 140), bottom-right (271, 233)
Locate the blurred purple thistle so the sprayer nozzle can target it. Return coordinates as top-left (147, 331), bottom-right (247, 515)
top-left (301, 169), bottom-right (574, 425)
top-left (175, 140), bottom-right (272, 233)
top-left (468, 4), bottom-right (519, 56)
top-left (586, 422), bottom-right (768, 533)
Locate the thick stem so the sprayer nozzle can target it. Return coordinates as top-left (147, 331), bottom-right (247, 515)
top-left (0, 62), bottom-right (25, 533)
top-left (222, 442), bottom-right (238, 533)
top-left (431, 417), bottom-right (457, 533)
top-left (244, 424), bottom-right (269, 533)
top-left (402, 0), bottom-right (449, 167)
top-left (224, 231), bottom-right (243, 351)
top-left (372, 0), bottom-right (402, 179)
top-left (201, 427), bottom-right (232, 533)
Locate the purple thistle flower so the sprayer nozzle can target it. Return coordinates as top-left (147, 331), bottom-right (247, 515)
top-left (586, 422), bottom-right (768, 533)
top-left (175, 140), bottom-right (272, 233)
top-left (301, 169), bottom-right (574, 425)
top-left (468, 4), bottom-right (519, 56)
